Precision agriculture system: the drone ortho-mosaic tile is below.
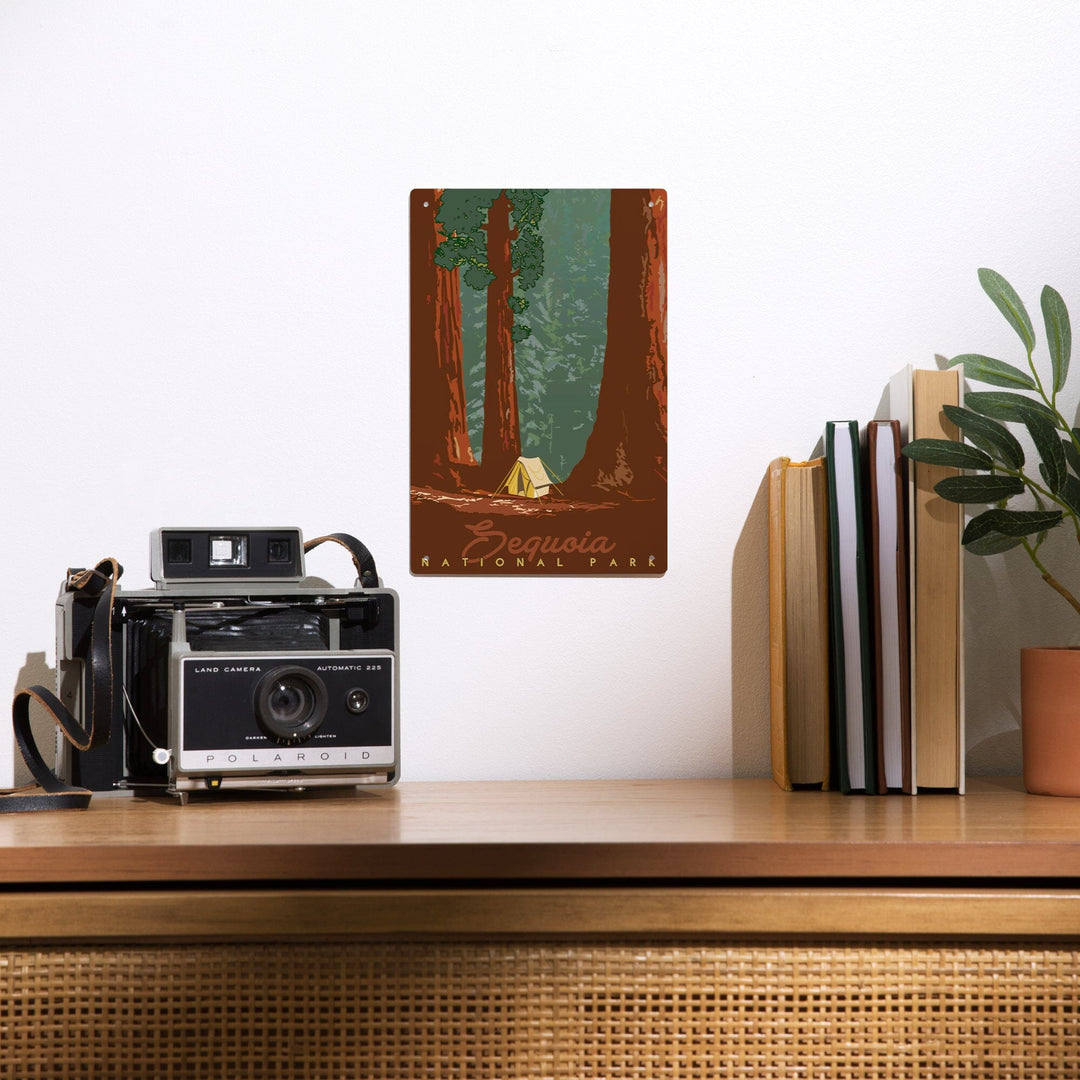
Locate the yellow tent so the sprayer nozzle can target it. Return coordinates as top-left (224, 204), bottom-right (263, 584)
top-left (494, 456), bottom-right (564, 499)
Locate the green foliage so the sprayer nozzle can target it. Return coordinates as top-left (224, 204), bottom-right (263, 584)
top-left (507, 188), bottom-right (546, 292)
top-left (945, 353), bottom-right (1036, 390)
top-left (933, 474), bottom-right (1024, 502)
top-left (433, 188), bottom-right (548, 337)
top-left (1042, 285), bottom-right (1071, 391)
top-left (901, 439), bottom-right (994, 470)
top-left (978, 267), bottom-right (1036, 352)
top-left (962, 507), bottom-right (1064, 542)
top-left (962, 390), bottom-right (1057, 426)
top-left (433, 189), bottom-right (501, 285)
top-left (901, 269), bottom-right (1080, 616)
top-left (941, 404), bottom-right (1025, 469)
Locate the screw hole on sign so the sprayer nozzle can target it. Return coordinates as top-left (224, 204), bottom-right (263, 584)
top-left (423, 201), bottom-right (429, 207)
top-left (649, 202), bottom-right (654, 207)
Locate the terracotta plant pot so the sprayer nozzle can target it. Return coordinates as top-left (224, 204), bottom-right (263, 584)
top-left (1021, 647), bottom-right (1080, 796)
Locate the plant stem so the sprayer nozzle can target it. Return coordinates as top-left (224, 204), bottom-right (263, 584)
top-left (1023, 538), bottom-right (1080, 616)
top-left (1028, 346), bottom-right (1049, 401)
top-left (1041, 572), bottom-right (1080, 618)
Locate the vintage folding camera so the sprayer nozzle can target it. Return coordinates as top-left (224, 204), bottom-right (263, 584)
top-left (56, 527), bottom-right (398, 801)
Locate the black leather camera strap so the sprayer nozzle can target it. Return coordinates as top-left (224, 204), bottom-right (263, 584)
top-left (303, 533), bottom-right (379, 588)
top-left (1, 558), bottom-right (122, 813)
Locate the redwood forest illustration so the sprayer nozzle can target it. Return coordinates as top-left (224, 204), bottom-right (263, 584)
top-left (410, 188), bottom-right (667, 575)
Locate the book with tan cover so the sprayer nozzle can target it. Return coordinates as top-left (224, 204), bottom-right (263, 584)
top-left (768, 456), bottom-right (831, 790)
top-left (912, 368), bottom-right (964, 791)
top-left (887, 365), bottom-right (965, 793)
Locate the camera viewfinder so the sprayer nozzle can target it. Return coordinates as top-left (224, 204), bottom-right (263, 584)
top-left (209, 534), bottom-right (249, 568)
top-left (267, 538), bottom-right (292, 563)
top-left (167, 538), bottom-right (193, 565)
top-left (153, 527), bottom-right (306, 583)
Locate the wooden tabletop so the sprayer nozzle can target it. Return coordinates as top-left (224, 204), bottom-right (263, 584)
top-left (0, 777), bottom-right (1078, 885)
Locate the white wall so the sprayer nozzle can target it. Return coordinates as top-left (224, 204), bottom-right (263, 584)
top-left (4, 1), bottom-right (1080, 787)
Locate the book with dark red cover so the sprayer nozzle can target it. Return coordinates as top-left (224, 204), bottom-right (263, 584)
top-left (868, 419), bottom-right (912, 793)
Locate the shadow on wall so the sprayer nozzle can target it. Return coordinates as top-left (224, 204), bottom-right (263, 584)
top-left (12, 652), bottom-right (56, 787)
top-left (730, 470), bottom-right (771, 778)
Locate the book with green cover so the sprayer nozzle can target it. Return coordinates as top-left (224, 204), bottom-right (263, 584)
top-left (825, 420), bottom-right (879, 794)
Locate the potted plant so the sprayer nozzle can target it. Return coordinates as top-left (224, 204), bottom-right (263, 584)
top-left (902, 268), bottom-right (1080, 795)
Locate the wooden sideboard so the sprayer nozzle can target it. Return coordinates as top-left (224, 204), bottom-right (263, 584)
top-left (1, 777), bottom-right (1078, 1077)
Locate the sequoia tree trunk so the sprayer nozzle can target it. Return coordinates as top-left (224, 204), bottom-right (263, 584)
top-left (409, 188), bottom-right (477, 490)
top-left (565, 189), bottom-right (667, 498)
top-left (480, 189), bottom-right (521, 486)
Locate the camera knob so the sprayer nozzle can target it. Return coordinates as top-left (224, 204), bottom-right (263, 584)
top-left (346, 688), bottom-right (370, 715)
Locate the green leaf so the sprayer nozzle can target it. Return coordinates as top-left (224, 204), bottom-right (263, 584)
top-left (963, 507), bottom-right (1063, 543)
top-left (1041, 284), bottom-right (1071, 392)
top-left (1027, 416), bottom-right (1068, 493)
top-left (942, 404), bottom-right (1025, 469)
top-left (1064, 436), bottom-right (1080, 477)
top-left (901, 438), bottom-right (994, 469)
top-left (964, 531), bottom-right (1026, 556)
top-left (964, 390), bottom-right (1059, 427)
top-left (1061, 474), bottom-right (1080, 517)
top-left (979, 268), bottom-right (1035, 352)
top-left (934, 474), bottom-right (1025, 503)
top-left (945, 353), bottom-right (1037, 390)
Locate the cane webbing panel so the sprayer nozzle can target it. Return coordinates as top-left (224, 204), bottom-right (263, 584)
top-left (1, 940), bottom-right (1077, 1078)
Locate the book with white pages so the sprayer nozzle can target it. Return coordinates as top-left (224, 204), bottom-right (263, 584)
top-left (868, 419), bottom-right (912, 792)
top-left (824, 420), bottom-right (878, 794)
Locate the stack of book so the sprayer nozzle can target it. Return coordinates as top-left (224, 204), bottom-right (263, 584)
top-left (768, 365), bottom-right (965, 794)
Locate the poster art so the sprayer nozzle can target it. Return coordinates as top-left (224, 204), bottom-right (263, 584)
top-left (410, 188), bottom-right (667, 576)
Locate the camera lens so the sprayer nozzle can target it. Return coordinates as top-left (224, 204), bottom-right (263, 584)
top-left (254, 666), bottom-right (328, 744)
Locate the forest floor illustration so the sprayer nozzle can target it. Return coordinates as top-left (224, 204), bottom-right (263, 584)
top-left (411, 486), bottom-right (665, 573)
top-left (411, 485), bottom-right (618, 517)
